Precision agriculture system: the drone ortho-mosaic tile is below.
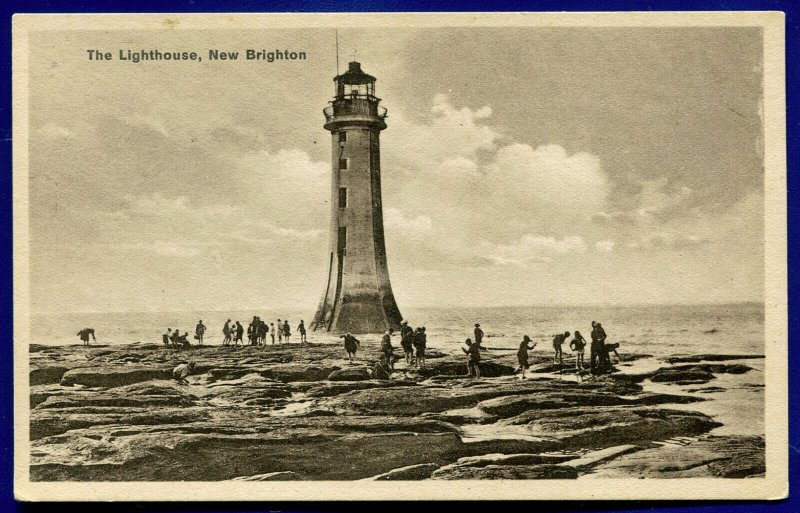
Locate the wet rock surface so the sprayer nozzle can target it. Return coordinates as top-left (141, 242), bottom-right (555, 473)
top-left (28, 342), bottom-right (765, 481)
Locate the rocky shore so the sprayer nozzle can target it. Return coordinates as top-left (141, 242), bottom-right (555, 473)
top-left (28, 339), bottom-right (765, 481)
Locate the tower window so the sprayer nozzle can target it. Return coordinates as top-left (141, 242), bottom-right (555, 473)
top-left (339, 132), bottom-right (347, 143)
top-left (338, 187), bottom-right (347, 208)
top-left (339, 158), bottom-right (348, 170)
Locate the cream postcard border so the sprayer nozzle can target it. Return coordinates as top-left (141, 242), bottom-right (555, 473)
top-left (12, 11), bottom-right (787, 501)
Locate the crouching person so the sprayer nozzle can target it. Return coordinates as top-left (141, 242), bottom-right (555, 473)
top-left (173, 361), bottom-right (196, 384)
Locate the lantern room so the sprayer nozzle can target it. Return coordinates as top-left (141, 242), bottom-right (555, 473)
top-left (335, 61), bottom-right (376, 99)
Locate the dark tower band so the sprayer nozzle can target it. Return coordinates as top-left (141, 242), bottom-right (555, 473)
top-left (311, 61), bottom-right (403, 334)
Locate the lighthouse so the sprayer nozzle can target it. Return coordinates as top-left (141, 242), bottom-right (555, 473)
top-left (311, 61), bottom-right (403, 334)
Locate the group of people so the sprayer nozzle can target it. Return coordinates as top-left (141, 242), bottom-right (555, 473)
top-left (513, 321), bottom-right (620, 377)
top-left (220, 317), bottom-right (306, 346)
top-left (376, 320), bottom-right (428, 373)
top-left (162, 327), bottom-right (193, 349)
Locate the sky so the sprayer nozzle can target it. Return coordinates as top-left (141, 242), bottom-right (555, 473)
top-left (26, 26), bottom-right (765, 313)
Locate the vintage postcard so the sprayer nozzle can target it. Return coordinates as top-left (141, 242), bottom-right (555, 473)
top-left (12, 12), bottom-right (787, 501)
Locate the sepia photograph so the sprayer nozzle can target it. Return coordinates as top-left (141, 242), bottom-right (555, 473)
top-left (12, 12), bottom-right (787, 501)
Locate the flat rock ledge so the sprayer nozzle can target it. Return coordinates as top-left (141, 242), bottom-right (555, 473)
top-left (28, 343), bottom-right (764, 481)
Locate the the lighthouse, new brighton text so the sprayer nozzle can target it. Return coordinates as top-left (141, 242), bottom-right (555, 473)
top-left (311, 62), bottom-right (403, 334)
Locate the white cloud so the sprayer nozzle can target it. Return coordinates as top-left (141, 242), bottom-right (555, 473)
top-left (384, 207), bottom-right (433, 235)
top-left (122, 114), bottom-right (170, 137)
top-left (383, 94), bottom-right (501, 175)
top-left (594, 240), bottom-right (615, 253)
top-left (483, 234), bottom-right (588, 267)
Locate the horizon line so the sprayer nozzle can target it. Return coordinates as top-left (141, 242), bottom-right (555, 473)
top-left (30, 300), bottom-right (765, 316)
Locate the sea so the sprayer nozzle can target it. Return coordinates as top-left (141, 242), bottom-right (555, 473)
top-left (30, 302), bottom-right (764, 356)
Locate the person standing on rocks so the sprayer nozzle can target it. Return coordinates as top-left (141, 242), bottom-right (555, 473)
top-left (170, 328), bottom-right (181, 348)
top-left (235, 321), bottom-right (244, 346)
top-left (570, 331), bottom-right (587, 370)
top-left (283, 320), bottom-right (291, 343)
top-left (400, 320), bottom-right (414, 365)
top-left (462, 338), bottom-right (481, 379)
top-left (413, 326), bottom-right (427, 368)
top-left (195, 320), bottom-right (206, 345)
top-left (172, 361), bottom-right (196, 384)
top-left (552, 331), bottom-right (570, 365)
top-left (590, 321), bottom-right (607, 375)
top-left (474, 324), bottom-right (484, 348)
top-left (341, 333), bottom-right (360, 362)
top-left (381, 328), bottom-right (395, 371)
top-left (297, 320), bottom-right (307, 344)
top-left (77, 328), bottom-right (96, 346)
top-left (163, 328), bottom-right (172, 348)
top-left (270, 322), bottom-right (276, 344)
top-left (517, 335), bottom-right (537, 380)
top-left (247, 317), bottom-right (258, 346)
top-left (277, 319), bottom-right (283, 343)
top-left (258, 319), bottom-right (268, 345)
top-left (222, 319), bottom-right (232, 346)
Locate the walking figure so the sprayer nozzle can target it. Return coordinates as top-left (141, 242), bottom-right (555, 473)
top-left (277, 319), bottom-right (283, 343)
top-left (222, 319), bottom-right (232, 346)
top-left (297, 320), bottom-right (307, 344)
top-left (283, 320), bottom-right (291, 343)
top-left (234, 321), bottom-right (244, 346)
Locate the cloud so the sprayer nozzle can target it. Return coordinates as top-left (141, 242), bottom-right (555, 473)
top-left (594, 240), bottom-right (615, 253)
top-left (484, 143), bottom-right (607, 226)
top-left (483, 234), bottom-right (588, 267)
top-left (121, 114), bottom-right (171, 137)
top-left (384, 207), bottom-right (433, 235)
top-left (383, 94), bottom-right (501, 175)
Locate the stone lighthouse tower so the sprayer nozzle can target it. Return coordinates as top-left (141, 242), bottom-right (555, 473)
top-left (310, 62), bottom-right (403, 334)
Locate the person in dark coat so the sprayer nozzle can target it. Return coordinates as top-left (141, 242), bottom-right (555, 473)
top-left (517, 335), bottom-right (537, 379)
top-left (400, 320), bottom-right (414, 364)
top-left (283, 320), bottom-right (291, 343)
top-left (195, 320), bottom-right (206, 345)
top-left (473, 324), bottom-right (484, 347)
top-left (222, 320), bottom-right (232, 346)
top-left (412, 327), bottom-right (427, 368)
top-left (341, 333), bottom-right (360, 362)
top-left (297, 320), bottom-right (307, 344)
top-left (381, 329), bottom-right (395, 371)
top-left (590, 321), bottom-right (608, 375)
top-left (77, 328), bottom-right (96, 346)
top-left (235, 321), bottom-right (244, 346)
top-left (462, 338), bottom-right (481, 379)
